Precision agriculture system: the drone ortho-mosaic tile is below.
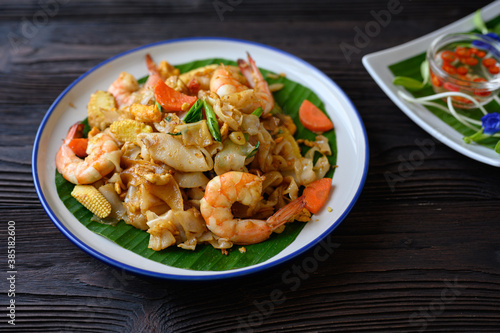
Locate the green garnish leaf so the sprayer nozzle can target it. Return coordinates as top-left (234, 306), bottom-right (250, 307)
top-left (251, 107), bottom-right (263, 117)
top-left (493, 22), bottom-right (500, 35)
top-left (247, 141), bottom-right (260, 158)
top-left (393, 76), bottom-right (426, 91)
top-left (203, 99), bottom-right (222, 142)
top-left (167, 132), bottom-right (182, 136)
top-left (137, 75), bottom-right (149, 85)
top-left (81, 118), bottom-right (91, 138)
top-left (155, 100), bottom-right (162, 114)
top-left (183, 99), bottom-right (203, 123)
top-left (463, 128), bottom-right (489, 144)
top-left (420, 60), bottom-right (430, 86)
top-left (474, 9), bottom-right (489, 34)
top-left (495, 140), bottom-right (500, 154)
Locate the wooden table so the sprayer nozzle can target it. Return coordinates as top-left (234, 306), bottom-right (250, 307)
top-left (2, 0), bottom-right (500, 331)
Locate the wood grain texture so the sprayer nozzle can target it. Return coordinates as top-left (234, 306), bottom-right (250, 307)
top-left (1, 0), bottom-right (500, 332)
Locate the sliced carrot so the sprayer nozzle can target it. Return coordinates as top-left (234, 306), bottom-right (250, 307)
top-left (298, 100), bottom-right (333, 133)
top-left (154, 79), bottom-right (198, 112)
top-left (68, 138), bottom-right (88, 158)
top-left (303, 178), bottom-right (332, 214)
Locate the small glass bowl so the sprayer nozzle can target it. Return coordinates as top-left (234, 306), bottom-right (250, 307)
top-left (427, 33), bottom-right (500, 108)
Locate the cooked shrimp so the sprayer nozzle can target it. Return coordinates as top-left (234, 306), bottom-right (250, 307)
top-left (210, 54), bottom-right (275, 114)
top-left (107, 72), bottom-right (140, 108)
top-left (210, 65), bottom-right (248, 97)
top-left (237, 53), bottom-right (275, 114)
top-left (144, 53), bottom-right (162, 90)
top-left (200, 171), bottom-right (306, 244)
top-left (56, 122), bottom-right (121, 184)
top-left (107, 54), bottom-right (164, 108)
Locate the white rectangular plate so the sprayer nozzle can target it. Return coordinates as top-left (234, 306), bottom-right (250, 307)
top-left (363, 1), bottom-right (500, 166)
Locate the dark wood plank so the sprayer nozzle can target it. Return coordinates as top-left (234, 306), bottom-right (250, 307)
top-left (1, 0), bottom-right (500, 332)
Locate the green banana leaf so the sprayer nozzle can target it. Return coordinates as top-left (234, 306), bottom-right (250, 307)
top-left (56, 58), bottom-right (337, 271)
top-left (388, 14), bottom-right (500, 150)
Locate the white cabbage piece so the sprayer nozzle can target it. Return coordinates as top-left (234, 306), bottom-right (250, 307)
top-left (214, 139), bottom-right (256, 175)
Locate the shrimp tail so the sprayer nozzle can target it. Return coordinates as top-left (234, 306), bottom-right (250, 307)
top-left (145, 54), bottom-right (157, 75)
top-left (237, 53), bottom-right (262, 88)
top-left (237, 53), bottom-right (275, 113)
top-left (66, 122), bottom-right (85, 142)
top-left (266, 195), bottom-right (306, 229)
top-left (237, 57), bottom-right (253, 87)
top-left (246, 52), bottom-right (261, 82)
top-left (144, 53), bottom-right (162, 90)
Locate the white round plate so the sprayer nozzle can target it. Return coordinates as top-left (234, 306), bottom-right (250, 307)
top-left (33, 38), bottom-right (368, 280)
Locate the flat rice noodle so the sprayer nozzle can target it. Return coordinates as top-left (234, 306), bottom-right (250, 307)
top-left (282, 176), bottom-right (299, 200)
top-left (146, 211), bottom-right (178, 250)
top-left (241, 114), bottom-right (261, 135)
top-left (98, 183), bottom-right (126, 220)
top-left (282, 157), bottom-right (317, 186)
top-left (201, 91), bottom-right (242, 131)
top-left (138, 132), bottom-right (213, 172)
top-left (305, 146), bottom-right (330, 180)
top-left (146, 208), bottom-right (208, 250)
top-left (176, 120), bottom-right (213, 148)
top-left (262, 171), bottom-right (283, 190)
top-left (173, 172), bottom-right (210, 188)
top-left (314, 135), bottom-right (332, 155)
top-left (147, 179), bottom-right (183, 211)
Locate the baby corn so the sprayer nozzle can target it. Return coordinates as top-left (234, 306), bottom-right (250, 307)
top-left (71, 185), bottom-right (111, 219)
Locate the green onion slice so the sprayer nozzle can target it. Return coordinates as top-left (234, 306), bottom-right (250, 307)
top-left (183, 99), bottom-right (203, 123)
top-left (203, 99), bottom-right (221, 142)
top-left (155, 100), bottom-right (162, 114)
top-left (247, 141), bottom-right (260, 158)
top-left (251, 107), bottom-right (263, 117)
top-left (137, 75), bottom-right (149, 85)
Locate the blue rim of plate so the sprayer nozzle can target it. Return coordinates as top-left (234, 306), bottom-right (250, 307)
top-left (32, 37), bottom-right (369, 281)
